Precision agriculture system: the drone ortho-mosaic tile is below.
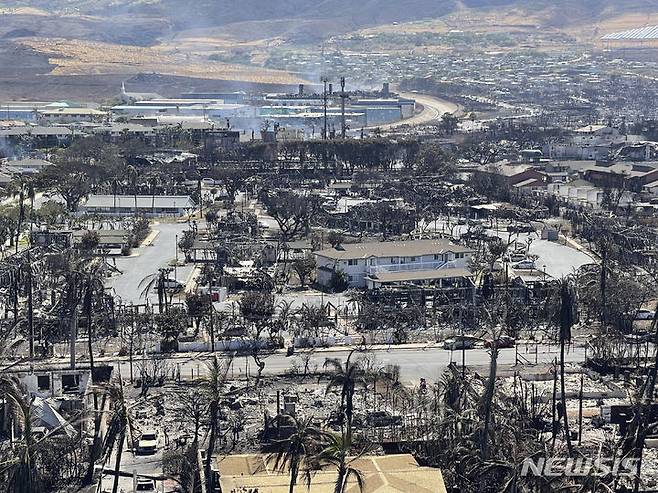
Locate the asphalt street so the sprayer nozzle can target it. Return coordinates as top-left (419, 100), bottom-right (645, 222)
top-left (106, 222), bottom-right (193, 305)
top-left (113, 343), bottom-right (587, 386)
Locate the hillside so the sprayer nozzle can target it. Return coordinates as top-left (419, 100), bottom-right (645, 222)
top-left (1, 0), bottom-right (657, 101)
top-left (4, 0), bottom-right (658, 42)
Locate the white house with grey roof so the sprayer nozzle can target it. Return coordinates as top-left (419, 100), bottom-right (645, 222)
top-left (80, 195), bottom-right (194, 216)
top-left (314, 239), bottom-right (474, 290)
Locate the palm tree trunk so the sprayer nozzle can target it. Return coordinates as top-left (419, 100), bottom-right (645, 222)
top-left (288, 462), bottom-right (298, 493)
top-left (15, 191), bottom-right (24, 254)
top-left (111, 431), bottom-right (125, 493)
top-left (85, 289), bottom-right (96, 379)
top-left (481, 346), bottom-right (499, 459)
top-left (335, 461), bottom-right (347, 493)
top-left (560, 338), bottom-right (573, 455)
top-left (205, 400), bottom-right (218, 492)
top-left (26, 259), bottom-right (34, 359)
top-left (70, 313), bottom-right (77, 370)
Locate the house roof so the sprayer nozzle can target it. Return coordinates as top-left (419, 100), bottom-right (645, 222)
top-left (40, 108), bottom-right (105, 116)
top-left (513, 178), bottom-right (546, 188)
top-left (72, 229), bottom-right (129, 244)
top-left (582, 162), bottom-right (658, 178)
top-left (315, 239), bottom-right (473, 260)
top-left (482, 163), bottom-right (535, 177)
top-left (567, 179), bottom-right (595, 187)
top-left (217, 454), bottom-right (447, 493)
top-left (574, 125), bottom-right (610, 133)
top-left (0, 126), bottom-right (79, 136)
top-left (368, 267), bottom-right (473, 284)
top-left (82, 195), bottom-right (194, 209)
top-left (31, 397), bottom-right (76, 437)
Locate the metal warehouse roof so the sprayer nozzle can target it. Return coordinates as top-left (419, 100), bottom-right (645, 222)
top-left (82, 195), bottom-right (194, 209)
top-left (602, 25), bottom-right (658, 40)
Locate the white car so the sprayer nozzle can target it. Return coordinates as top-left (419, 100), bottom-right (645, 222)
top-left (135, 478), bottom-right (156, 491)
top-left (635, 309), bottom-right (656, 320)
top-left (162, 279), bottom-right (184, 291)
top-left (513, 260), bottom-right (536, 270)
top-left (137, 430), bottom-right (158, 455)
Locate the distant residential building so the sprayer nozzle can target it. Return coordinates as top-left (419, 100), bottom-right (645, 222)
top-left (478, 162), bottom-right (548, 188)
top-left (0, 125), bottom-right (81, 148)
top-left (38, 107), bottom-right (107, 124)
top-left (1, 158), bottom-right (53, 175)
top-left (581, 162), bottom-right (658, 191)
top-left (80, 195), bottom-right (194, 216)
top-left (643, 179), bottom-right (658, 197)
top-left (181, 91), bottom-right (246, 104)
top-left (314, 239), bottom-right (474, 289)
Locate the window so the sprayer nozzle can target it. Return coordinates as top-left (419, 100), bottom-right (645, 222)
top-left (61, 374), bottom-right (80, 392)
top-left (433, 254), bottom-right (443, 261)
top-left (455, 253), bottom-right (465, 259)
top-left (409, 256), bottom-right (417, 262)
top-left (37, 375), bottom-right (50, 391)
top-left (348, 259), bottom-right (358, 266)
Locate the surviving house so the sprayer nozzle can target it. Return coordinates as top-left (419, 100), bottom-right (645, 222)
top-left (581, 162), bottom-right (658, 192)
top-left (477, 162), bottom-right (548, 189)
top-left (314, 239), bottom-right (474, 289)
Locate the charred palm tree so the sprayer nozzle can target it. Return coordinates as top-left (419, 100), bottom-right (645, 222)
top-left (0, 377), bottom-right (41, 493)
top-left (311, 432), bottom-right (366, 493)
top-left (139, 267), bottom-right (174, 313)
top-left (269, 415), bottom-right (325, 493)
top-left (323, 351), bottom-right (364, 446)
top-left (201, 355), bottom-right (232, 493)
top-left (101, 380), bottom-right (132, 493)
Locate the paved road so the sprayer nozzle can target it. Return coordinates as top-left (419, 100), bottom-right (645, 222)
top-left (106, 222), bottom-right (193, 305)
top-left (99, 434), bottom-right (168, 493)
top-left (113, 343), bottom-right (586, 385)
top-left (375, 92), bottom-right (460, 129)
top-left (425, 218), bottom-right (594, 280)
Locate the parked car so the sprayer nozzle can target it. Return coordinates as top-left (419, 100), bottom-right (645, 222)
top-left (135, 478), bottom-right (157, 492)
top-left (137, 430), bottom-right (158, 455)
top-left (443, 336), bottom-right (478, 350)
top-left (484, 335), bottom-right (516, 349)
top-left (162, 279), bottom-right (184, 291)
top-left (635, 309), bottom-right (656, 320)
top-left (366, 411), bottom-right (403, 428)
top-left (624, 332), bottom-right (655, 344)
top-left (507, 223), bottom-right (535, 233)
top-left (507, 252), bottom-right (527, 263)
top-left (513, 260), bottom-right (536, 270)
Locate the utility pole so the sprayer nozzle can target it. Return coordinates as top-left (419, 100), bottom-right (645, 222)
top-left (322, 77), bottom-right (329, 140)
top-left (209, 277), bottom-right (215, 352)
top-left (26, 250), bottom-right (34, 359)
top-left (70, 315), bottom-right (77, 370)
top-left (340, 76), bottom-right (348, 139)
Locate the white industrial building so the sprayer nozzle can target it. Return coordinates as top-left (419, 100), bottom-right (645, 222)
top-left (80, 195), bottom-right (195, 216)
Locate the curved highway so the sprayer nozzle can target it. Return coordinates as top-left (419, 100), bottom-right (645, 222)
top-left (372, 91), bottom-right (461, 130)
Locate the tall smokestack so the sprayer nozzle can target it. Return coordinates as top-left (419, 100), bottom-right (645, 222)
top-left (298, 84), bottom-right (304, 96)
